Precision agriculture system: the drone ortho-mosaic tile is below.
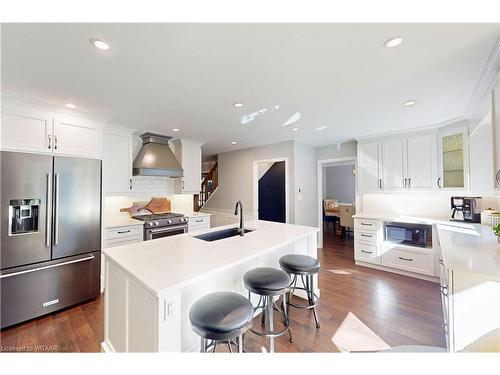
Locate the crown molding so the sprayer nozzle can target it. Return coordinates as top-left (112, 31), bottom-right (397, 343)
top-left (1, 92), bottom-right (113, 123)
top-left (355, 116), bottom-right (468, 142)
top-left (464, 30), bottom-right (500, 119)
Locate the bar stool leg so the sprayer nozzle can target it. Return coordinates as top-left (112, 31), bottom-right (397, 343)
top-left (309, 275), bottom-right (320, 329)
top-left (282, 292), bottom-right (294, 343)
top-left (238, 334), bottom-right (243, 353)
top-left (200, 337), bottom-right (206, 353)
top-left (268, 296), bottom-right (274, 353)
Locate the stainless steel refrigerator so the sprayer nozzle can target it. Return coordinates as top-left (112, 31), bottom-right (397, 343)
top-left (1, 151), bottom-right (101, 329)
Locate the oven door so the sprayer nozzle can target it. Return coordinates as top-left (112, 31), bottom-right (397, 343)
top-left (145, 224), bottom-right (188, 241)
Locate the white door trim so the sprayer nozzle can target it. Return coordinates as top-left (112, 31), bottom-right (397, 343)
top-left (252, 158), bottom-right (289, 223)
top-left (317, 156), bottom-right (358, 249)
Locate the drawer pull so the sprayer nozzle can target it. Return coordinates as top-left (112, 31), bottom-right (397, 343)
top-left (195, 219), bottom-right (204, 223)
top-left (360, 223), bottom-right (372, 226)
top-left (361, 250), bottom-right (373, 254)
top-left (117, 230), bottom-right (131, 234)
top-left (0, 255), bottom-right (94, 279)
top-left (398, 256), bottom-right (413, 262)
top-left (360, 234), bottom-right (372, 237)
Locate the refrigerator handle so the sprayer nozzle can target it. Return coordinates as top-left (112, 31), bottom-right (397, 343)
top-left (54, 173), bottom-right (60, 245)
top-left (46, 173), bottom-right (52, 247)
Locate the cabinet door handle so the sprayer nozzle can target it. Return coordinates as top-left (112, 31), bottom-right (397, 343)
top-left (195, 219), bottom-right (204, 222)
top-left (360, 234), bottom-right (372, 238)
top-left (54, 135), bottom-right (58, 150)
top-left (48, 135), bottom-right (52, 149)
top-left (496, 169), bottom-right (500, 185)
top-left (408, 178), bottom-right (411, 188)
top-left (46, 173), bottom-right (52, 247)
top-left (398, 256), bottom-right (413, 262)
top-left (360, 222), bottom-right (372, 226)
top-left (129, 179), bottom-right (133, 190)
top-left (361, 250), bottom-right (373, 254)
top-left (437, 177), bottom-right (442, 188)
top-left (404, 178), bottom-right (407, 188)
top-left (117, 230), bottom-right (131, 234)
top-left (182, 180), bottom-right (185, 190)
top-left (54, 173), bottom-right (60, 245)
top-left (379, 178), bottom-right (382, 189)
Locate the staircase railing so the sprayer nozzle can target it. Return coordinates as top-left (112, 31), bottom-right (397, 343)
top-left (194, 162), bottom-right (218, 211)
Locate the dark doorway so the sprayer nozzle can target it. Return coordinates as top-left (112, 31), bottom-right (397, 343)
top-left (258, 161), bottom-right (286, 223)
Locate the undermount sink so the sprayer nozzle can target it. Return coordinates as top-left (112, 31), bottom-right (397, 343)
top-left (193, 227), bottom-right (254, 242)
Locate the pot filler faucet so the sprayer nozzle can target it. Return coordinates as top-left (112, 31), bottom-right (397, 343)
top-left (234, 200), bottom-right (245, 236)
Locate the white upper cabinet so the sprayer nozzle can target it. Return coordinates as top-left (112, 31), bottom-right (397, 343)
top-left (357, 141), bottom-right (382, 192)
top-left (382, 137), bottom-right (406, 190)
top-left (103, 126), bottom-right (133, 194)
top-left (437, 125), bottom-right (469, 190)
top-left (493, 75), bottom-right (500, 189)
top-left (358, 131), bottom-right (438, 193)
top-left (1, 106), bottom-right (53, 154)
top-left (53, 114), bottom-right (102, 158)
top-left (406, 134), bottom-right (437, 189)
top-left (170, 139), bottom-right (203, 194)
top-left (1, 101), bottom-right (103, 159)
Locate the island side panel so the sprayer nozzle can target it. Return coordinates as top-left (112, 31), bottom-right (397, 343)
top-left (178, 231), bottom-right (318, 352)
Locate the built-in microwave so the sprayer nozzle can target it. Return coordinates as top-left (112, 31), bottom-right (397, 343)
top-left (385, 223), bottom-right (428, 247)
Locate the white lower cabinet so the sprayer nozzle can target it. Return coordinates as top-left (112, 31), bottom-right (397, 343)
top-left (187, 215), bottom-right (210, 232)
top-left (354, 218), bottom-right (436, 278)
top-left (102, 225), bottom-right (144, 291)
top-left (380, 245), bottom-right (434, 276)
top-left (354, 219), bottom-right (383, 265)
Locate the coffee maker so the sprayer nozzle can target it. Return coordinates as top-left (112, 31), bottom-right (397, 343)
top-left (450, 196), bottom-right (481, 223)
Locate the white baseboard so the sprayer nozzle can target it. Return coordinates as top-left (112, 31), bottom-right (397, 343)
top-left (355, 261), bottom-right (439, 283)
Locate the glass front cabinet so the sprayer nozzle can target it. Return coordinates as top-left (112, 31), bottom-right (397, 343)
top-left (438, 126), bottom-right (469, 189)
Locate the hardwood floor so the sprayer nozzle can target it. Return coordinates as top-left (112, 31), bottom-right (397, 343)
top-left (0, 228), bottom-right (445, 353)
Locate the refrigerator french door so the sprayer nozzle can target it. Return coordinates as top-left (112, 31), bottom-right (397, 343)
top-left (0, 151), bottom-right (101, 329)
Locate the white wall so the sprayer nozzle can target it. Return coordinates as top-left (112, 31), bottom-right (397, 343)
top-left (323, 164), bottom-right (355, 204)
top-left (293, 141), bottom-right (317, 226)
top-left (316, 140), bottom-right (357, 160)
top-left (203, 141), bottom-right (295, 219)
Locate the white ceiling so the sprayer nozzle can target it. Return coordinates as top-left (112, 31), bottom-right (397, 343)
top-left (2, 23), bottom-right (499, 155)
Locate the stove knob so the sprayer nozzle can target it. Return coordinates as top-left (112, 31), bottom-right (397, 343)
top-left (167, 220), bottom-right (172, 224)
top-left (154, 221), bottom-right (159, 226)
top-left (149, 222), bottom-right (154, 226)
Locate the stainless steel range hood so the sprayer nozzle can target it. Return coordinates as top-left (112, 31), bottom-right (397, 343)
top-left (132, 133), bottom-right (184, 177)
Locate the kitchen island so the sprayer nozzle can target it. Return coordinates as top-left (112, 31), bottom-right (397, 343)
top-left (101, 220), bottom-right (319, 352)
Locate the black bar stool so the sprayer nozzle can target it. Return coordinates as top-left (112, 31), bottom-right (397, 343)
top-left (243, 267), bottom-right (293, 353)
top-left (279, 254), bottom-right (321, 329)
top-left (189, 291), bottom-right (253, 353)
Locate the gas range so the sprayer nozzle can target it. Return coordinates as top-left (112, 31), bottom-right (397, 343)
top-left (132, 212), bottom-right (188, 240)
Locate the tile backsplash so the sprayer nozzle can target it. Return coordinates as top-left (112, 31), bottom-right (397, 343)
top-left (130, 176), bottom-right (175, 195)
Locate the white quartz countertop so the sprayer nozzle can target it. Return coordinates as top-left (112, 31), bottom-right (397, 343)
top-left (104, 217), bottom-right (144, 229)
top-left (103, 220), bottom-right (319, 296)
top-left (436, 222), bottom-right (500, 281)
top-left (181, 211), bottom-right (211, 218)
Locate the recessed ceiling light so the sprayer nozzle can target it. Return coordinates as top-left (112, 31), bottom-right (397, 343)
top-left (384, 36), bottom-right (403, 48)
top-left (316, 126), bottom-right (328, 131)
top-left (65, 103), bottom-right (76, 109)
top-left (231, 141), bottom-right (237, 145)
top-left (292, 127), bottom-right (299, 132)
top-left (91, 39), bottom-right (110, 50)
top-left (233, 102), bottom-right (243, 108)
top-left (403, 100), bottom-right (416, 107)
top-left (172, 128), bottom-right (180, 132)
